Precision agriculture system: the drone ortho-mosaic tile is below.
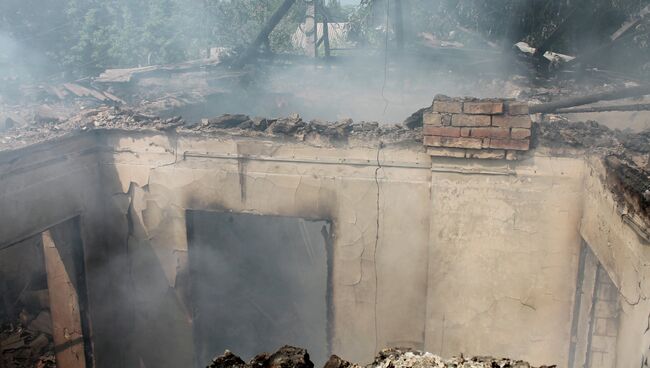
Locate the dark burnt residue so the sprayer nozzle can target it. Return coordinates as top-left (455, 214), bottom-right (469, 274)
top-left (530, 116), bottom-right (650, 225)
top-left (605, 155), bottom-right (650, 225)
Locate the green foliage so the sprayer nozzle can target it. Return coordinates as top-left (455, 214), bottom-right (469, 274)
top-left (1, 0), bottom-right (648, 79)
top-left (203, 0), bottom-right (306, 53)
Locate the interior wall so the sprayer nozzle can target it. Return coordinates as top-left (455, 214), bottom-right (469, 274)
top-left (580, 157), bottom-right (650, 368)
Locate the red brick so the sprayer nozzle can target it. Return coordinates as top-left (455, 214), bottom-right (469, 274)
top-left (463, 101), bottom-right (504, 115)
top-left (423, 112), bottom-right (442, 125)
top-left (461, 128), bottom-right (471, 137)
top-left (469, 127), bottom-right (510, 139)
top-left (489, 138), bottom-right (530, 151)
top-left (492, 115), bottom-right (532, 128)
top-left (451, 114), bottom-right (491, 127)
top-left (423, 125), bottom-right (461, 137)
top-left (433, 100), bottom-right (462, 114)
top-left (506, 102), bottom-right (530, 115)
top-left (424, 136), bottom-right (483, 149)
top-left (511, 128), bottom-right (531, 139)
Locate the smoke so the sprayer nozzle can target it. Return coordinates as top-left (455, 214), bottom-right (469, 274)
top-left (187, 212), bottom-right (330, 367)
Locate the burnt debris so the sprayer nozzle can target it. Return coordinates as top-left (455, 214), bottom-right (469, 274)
top-left (208, 346), bottom-right (313, 368)
top-left (1, 315), bottom-right (56, 368)
top-left (207, 346), bottom-right (554, 368)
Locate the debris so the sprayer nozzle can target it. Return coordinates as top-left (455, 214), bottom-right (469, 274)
top-left (63, 83), bottom-right (109, 101)
top-left (208, 350), bottom-right (248, 368)
top-left (268, 116), bottom-right (306, 134)
top-left (208, 346), bottom-right (313, 368)
top-left (610, 4), bottom-right (650, 41)
top-left (0, 319), bottom-right (56, 368)
top-left (323, 355), bottom-right (359, 368)
top-left (514, 42), bottom-right (575, 64)
top-left (370, 348), bottom-right (554, 368)
top-left (96, 66), bottom-right (159, 84)
top-left (28, 311), bottom-right (53, 336)
top-left (202, 114), bottom-right (252, 129)
top-left (206, 346), bottom-right (552, 368)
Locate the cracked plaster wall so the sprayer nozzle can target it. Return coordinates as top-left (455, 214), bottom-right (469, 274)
top-left (580, 157), bottom-right (650, 368)
top-left (101, 131), bottom-right (433, 367)
top-left (2, 131), bottom-right (649, 368)
top-left (425, 156), bottom-right (586, 367)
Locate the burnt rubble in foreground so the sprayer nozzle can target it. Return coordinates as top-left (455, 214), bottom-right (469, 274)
top-left (207, 346), bottom-right (556, 368)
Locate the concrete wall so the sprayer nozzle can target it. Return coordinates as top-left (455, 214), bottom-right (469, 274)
top-left (0, 131), bottom-right (647, 368)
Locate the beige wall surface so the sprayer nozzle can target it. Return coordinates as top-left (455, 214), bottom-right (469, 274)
top-left (1, 131), bottom-right (648, 368)
top-left (425, 156), bottom-right (585, 367)
top-left (103, 132), bottom-right (433, 366)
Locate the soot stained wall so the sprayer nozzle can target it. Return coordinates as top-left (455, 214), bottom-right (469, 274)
top-left (0, 131), bottom-right (647, 368)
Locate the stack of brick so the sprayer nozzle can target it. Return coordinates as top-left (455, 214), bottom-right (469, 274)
top-left (423, 95), bottom-right (532, 160)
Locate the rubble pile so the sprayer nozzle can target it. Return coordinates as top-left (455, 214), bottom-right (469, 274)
top-left (208, 346), bottom-right (313, 368)
top-left (0, 316), bottom-right (56, 368)
top-left (194, 113), bottom-right (420, 144)
top-left (0, 107), bottom-right (421, 151)
top-left (206, 346), bottom-right (554, 368)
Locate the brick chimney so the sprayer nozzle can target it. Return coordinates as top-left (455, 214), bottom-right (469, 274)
top-left (423, 95), bottom-right (532, 160)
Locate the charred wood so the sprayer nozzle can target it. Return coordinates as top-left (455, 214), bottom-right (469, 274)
top-left (529, 85), bottom-right (650, 114)
top-left (556, 103), bottom-right (650, 114)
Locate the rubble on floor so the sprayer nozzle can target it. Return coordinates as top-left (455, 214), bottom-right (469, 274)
top-left (208, 346), bottom-right (313, 368)
top-left (207, 346), bottom-right (554, 368)
top-left (1, 284), bottom-right (57, 368)
top-left (0, 318), bottom-right (56, 368)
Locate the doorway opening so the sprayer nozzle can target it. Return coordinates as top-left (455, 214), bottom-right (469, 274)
top-left (0, 217), bottom-right (93, 368)
top-left (186, 210), bottom-right (331, 367)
